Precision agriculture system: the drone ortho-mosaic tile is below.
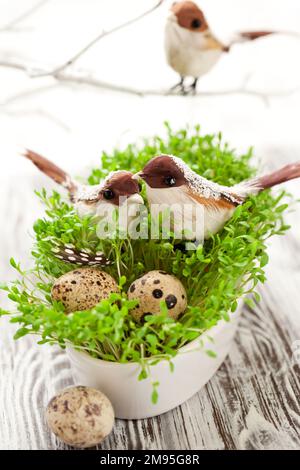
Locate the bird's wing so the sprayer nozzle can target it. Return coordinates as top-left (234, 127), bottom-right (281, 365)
top-left (51, 245), bottom-right (112, 267)
top-left (186, 188), bottom-right (241, 210)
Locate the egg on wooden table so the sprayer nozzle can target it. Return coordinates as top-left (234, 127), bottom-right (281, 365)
top-left (51, 267), bottom-right (118, 313)
top-left (46, 386), bottom-right (114, 448)
top-left (127, 270), bottom-right (187, 322)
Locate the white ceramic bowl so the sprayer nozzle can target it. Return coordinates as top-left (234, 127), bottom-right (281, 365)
top-left (67, 306), bottom-right (242, 419)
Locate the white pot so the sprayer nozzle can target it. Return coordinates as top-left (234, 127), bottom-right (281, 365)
top-left (67, 306), bottom-right (242, 419)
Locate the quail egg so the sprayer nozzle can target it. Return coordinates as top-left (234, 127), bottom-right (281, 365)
top-left (46, 386), bottom-right (114, 448)
top-left (51, 267), bottom-right (118, 313)
top-left (127, 270), bottom-right (187, 322)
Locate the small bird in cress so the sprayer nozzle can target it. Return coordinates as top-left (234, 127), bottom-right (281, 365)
top-left (23, 149), bottom-right (143, 265)
top-left (134, 154), bottom-right (300, 241)
top-left (165, 1), bottom-right (277, 93)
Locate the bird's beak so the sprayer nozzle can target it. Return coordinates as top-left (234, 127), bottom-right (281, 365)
top-left (204, 31), bottom-right (224, 51)
top-left (167, 11), bottom-right (177, 23)
top-left (132, 172), bottom-right (144, 180)
top-left (126, 193), bottom-right (144, 206)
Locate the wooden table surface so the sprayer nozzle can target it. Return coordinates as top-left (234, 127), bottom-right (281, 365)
top-left (0, 168), bottom-right (300, 451)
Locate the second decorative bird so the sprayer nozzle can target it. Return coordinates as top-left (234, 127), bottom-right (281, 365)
top-left (165, 1), bottom-right (275, 93)
top-left (135, 154), bottom-right (300, 241)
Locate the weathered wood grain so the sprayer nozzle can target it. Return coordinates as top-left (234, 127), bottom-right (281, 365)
top-left (0, 172), bottom-right (300, 450)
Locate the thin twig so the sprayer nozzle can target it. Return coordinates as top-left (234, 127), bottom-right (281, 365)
top-left (0, 26), bottom-right (33, 33)
top-left (32, 0), bottom-right (165, 77)
top-left (1, 84), bottom-right (59, 106)
top-left (0, 106), bottom-right (71, 132)
top-left (0, 0), bottom-right (50, 32)
top-left (0, 60), bottom-right (29, 72)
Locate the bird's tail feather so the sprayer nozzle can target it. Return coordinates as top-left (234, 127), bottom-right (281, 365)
top-left (22, 149), bottom-right (77, 196)
top-left (239, 31), bottom-right (275, 41)
top-left (256, 162), bottom-right (300, 190)
top-left (239, 31), bottom-right (300, 41)
top-left (232, 162), bottom-right (300, 198)
top-left (228, 30), bottom-right (300, 50)
top-left (227, 31), bottom-right (275, 49)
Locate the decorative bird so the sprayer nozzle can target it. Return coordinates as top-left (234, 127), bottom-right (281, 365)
top-left (134, 154), bottom-right (300, 241)
top-left (23, 150), bottom-right (143, 265)
top-left (165, 1), bottom-right (276, 93)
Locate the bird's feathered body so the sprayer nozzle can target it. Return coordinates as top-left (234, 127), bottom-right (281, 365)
top-left (137, 155), bottom-right (300, 241)
top-left (145, 183), bottom-right (236, 240)
top-left (165, 15), bottom-right (222, 79)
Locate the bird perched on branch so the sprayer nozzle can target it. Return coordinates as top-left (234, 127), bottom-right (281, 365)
top-left (135, 154), bottom-right (300, 241)
top-left (23, 150), bottom-right (143, 265)
top-left (165, 1), bottom-right (276, 93)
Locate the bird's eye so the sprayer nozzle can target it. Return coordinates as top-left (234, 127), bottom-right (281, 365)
top-left (103, 189), bottom-right (114, 200)
top-left (164, 176), bottom-right (176, 187)
top-left (191, 18), bottom-right (202, 29)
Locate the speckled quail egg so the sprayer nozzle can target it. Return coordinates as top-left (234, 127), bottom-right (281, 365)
top-left (127, 270), bottom-right (187, 322)
top-left (46, 386), bottom-right (114, 448)
top-left (51, 267), bottom-right (118, 313)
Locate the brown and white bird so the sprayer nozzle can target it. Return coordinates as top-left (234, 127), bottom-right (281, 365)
top-left (165, 1), bottom-right (276, 93)
top-left (135, 154), bottom-right (300, 241)
top-left (23, 149), bottom-right (143, 265)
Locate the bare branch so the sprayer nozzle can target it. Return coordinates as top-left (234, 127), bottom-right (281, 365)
top-left (0, 0), bottom-right (50, 32)
top-left (32, 0), bottom-right (165, 77)
top-left (52, 69), bottom-right (300, 104)
top-left (0, 57), bottom-right (299, 105)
